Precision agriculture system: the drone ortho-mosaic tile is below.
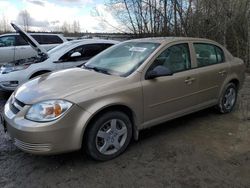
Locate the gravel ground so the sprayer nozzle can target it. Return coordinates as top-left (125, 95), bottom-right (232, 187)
top-left (0, 77), bottom-right (250, 188)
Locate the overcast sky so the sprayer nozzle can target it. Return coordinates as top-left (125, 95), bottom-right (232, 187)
top-left (0, 0), bottom-right (122, 32)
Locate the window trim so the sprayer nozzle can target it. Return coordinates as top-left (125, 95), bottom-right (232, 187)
top-left (193, 42), bottom-right (225, 68)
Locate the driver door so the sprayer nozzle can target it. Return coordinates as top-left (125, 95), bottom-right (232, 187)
top-left (142, 43), bottom-right (199, 125)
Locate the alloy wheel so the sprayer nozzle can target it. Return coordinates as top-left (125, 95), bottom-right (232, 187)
top-left (95, 119), bottom-right (128, 155)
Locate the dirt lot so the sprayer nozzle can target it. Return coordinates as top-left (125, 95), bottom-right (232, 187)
top-left (0, 77), bottom-right (250, 188)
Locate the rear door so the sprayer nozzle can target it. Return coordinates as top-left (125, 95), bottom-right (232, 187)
top-left (192, 43), bottom-right (230, 105)
top-left (15, 35), bottom-right (37, 60)
top-left (0, 35), bottom-right (15, 64)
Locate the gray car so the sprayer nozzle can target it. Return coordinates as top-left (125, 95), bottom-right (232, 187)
top-left (2, 37), bottom-right (245, 161)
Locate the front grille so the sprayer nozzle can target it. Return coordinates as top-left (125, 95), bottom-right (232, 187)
top-left (14, 139), bottom-right (52, 152)
top-left (9, 103), bottom-right (19, 114)
top-left (15, 98), bottom-right (25, 107)
top-left (9, 98), bottom-right (26, 114)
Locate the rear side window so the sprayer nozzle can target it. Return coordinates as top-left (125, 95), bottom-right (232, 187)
top-left (16, 35), bottom-right (28, 46)
top-left (194, 43), bottom-right (225, 67)
top-left (0, 35), bottom-right (15, 47)
top-left (31, 35), bottom-right (42, 44)
top-left (31, 35), bottom-right (63, 44)
top-left (42, 35), bottom-right (63, 44)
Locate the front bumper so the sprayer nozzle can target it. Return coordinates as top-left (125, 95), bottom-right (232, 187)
top-left (3, 98), bottom-right (92, 155)
top-left (0, 75), bottom-right (19, 91)
top-left (0, 84), bottom-right (15, 91)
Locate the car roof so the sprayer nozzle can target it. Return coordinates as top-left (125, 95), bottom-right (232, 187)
top-left (0, 32), bottom-right (63, 36)
top-left (129, 37), bottom-right (216, 45)
top-left (66, 39), bottom-right (119, 45)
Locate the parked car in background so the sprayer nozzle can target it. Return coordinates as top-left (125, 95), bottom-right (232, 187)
top-left (0, 23), bottom-right (119, 91)
top-left (0, 31), bottom-right (66, 65)
top-left (2, 37), bottom-right (245, 161)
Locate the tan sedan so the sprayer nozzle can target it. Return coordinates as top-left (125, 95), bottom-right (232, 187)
top-left (2, 37), bottom-right (245, 160)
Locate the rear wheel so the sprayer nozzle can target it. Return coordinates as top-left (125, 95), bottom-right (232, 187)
top-left (85, 111), bottom-right (132, 161)
top-left (216, 83), bottom-right (237, 113)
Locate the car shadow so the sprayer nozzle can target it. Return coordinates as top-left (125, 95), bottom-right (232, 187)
top-left (137, 107), bottom-right (217, 141)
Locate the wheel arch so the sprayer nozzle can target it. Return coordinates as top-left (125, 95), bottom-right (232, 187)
top-left (228, 78), bottom-right (239, 89)
top-left (29, 70), bottom-right (51, 79)
top-left (219, 75), bottom-right (240, 98)
top-left (82, 103), bottom-right (140, 148)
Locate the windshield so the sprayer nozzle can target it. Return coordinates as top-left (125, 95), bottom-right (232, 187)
top-left (84, 41), bottom-right (160, 76)
top-left (47, 42), bottom-right (73, 55)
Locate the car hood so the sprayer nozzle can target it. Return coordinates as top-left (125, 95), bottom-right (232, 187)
top-left (11, 23), bottom-right (48, 57)
top-left (14, 68), bottom-right (122, 105)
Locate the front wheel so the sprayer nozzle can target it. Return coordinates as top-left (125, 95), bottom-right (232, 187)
top-left (216, 83), bottom-right (238, 113)
top-left (85, 111), bottom-right (132, 161)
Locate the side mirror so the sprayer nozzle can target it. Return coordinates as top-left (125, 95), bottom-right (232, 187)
top-left (146, 65), bottom-right (173, 80)
top-left (70, 52), bottom-right (81, 58)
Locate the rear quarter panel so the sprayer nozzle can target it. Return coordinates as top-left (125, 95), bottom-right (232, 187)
top-left (218, 57), bottom-right (245, 98)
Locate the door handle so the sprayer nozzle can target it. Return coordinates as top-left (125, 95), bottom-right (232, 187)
top-left (185, 77), bottom-right (196, 84)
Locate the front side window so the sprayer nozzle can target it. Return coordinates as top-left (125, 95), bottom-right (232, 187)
top-left (0, 36), bottom-right (15, 47)
top-left (85, 42), bottom-right (160, 76)
top-left (82, 44), bottom-right (103, 59)
top-left (59, 43), bottom-right (113, 62)
top-left (194, 43), bottom-right (225, 67)
top-left (59, 45), bottom-right (85, 62)
top-left (150, 43), bottom-right (191, 73)
top-left (48, 42), bottom-right (73, 55)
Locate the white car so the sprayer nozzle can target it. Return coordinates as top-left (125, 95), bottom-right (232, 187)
top-left (0, 24), bottom-right (119, 91)
top-left (0, 32), bottom-right (67, 65)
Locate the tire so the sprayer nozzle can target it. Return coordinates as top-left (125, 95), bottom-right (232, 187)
top-left (216, 83), bottom-right (238, 114)
top-left (85, 111), bottom-right (132, 161)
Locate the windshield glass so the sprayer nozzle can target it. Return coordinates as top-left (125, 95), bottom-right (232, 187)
top-left (84, 41), bottom-right (160, 76)
top-left (48, 42), bottom-right (74, 55)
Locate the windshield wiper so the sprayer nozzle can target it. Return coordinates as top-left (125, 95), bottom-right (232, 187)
top-left (83, 64), bottom-right (111, 75)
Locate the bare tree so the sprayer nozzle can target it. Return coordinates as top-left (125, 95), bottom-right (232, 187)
top-left (107, 0), bottom-right (250, 65)
top-left (72, 20), bottom-right (81, 33)
top-left (61, 21), bottom-right (71, 34)
top-left (18, 10), bottom-right (31, 31)
top-left (0, 15), bottom-right (11, 33)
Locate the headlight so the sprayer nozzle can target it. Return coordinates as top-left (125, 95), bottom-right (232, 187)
top-left (26, 100), bottom-right (72, 122)
top-left (0, 64), bottom-right (30, 74)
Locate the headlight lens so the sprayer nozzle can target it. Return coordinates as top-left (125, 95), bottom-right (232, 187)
top-left (0, 64), bottom-right (30, 74)
top-left (26, 100), bottom-right (72, 122)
